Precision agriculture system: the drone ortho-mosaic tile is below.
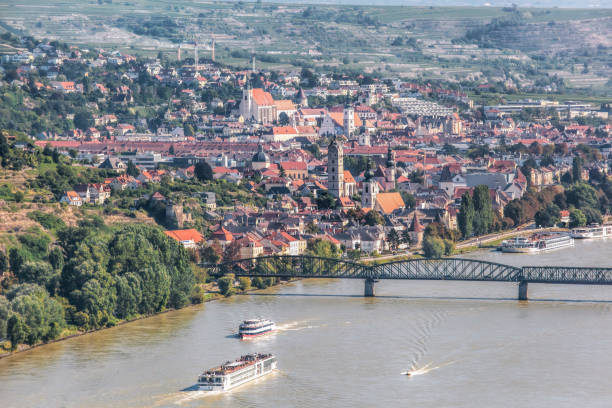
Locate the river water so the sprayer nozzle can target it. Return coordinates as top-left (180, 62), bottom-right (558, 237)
top-left (2, 239), bottom-right (612, 407)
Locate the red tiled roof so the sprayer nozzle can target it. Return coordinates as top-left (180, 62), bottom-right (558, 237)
top-left (280, 161), bottom-right (307, 171)
top-left (252, 88), bottom-right (274, 106)
top-left (164, 229), bottom-right (204, 244)
top-left (376, 192), bottom-right (405, 214)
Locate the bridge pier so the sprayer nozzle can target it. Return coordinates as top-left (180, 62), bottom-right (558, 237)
top-left (518, 281), bottom-right (528, 301)
top-left (364, 278), bottom-right (377, 297)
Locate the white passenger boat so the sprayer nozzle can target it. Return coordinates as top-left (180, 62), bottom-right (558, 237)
top-left (238, 319), bottom-right (275, 339)
top-left (571, 224), bottom-right (612, 239)
top-left (197, 353), bottom-right (277, 391)
top-left (500, 233), bottom-right (574, 253)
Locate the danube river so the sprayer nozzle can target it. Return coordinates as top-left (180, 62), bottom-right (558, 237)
top-left (2, 239), bottom-right (612, 407)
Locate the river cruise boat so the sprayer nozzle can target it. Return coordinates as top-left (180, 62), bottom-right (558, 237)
top-left (239, 319), bottom-right (275, 339)
top-left (197, 353), bottom-right (277, 391)
top-left (570, 224), bottom-right (612, 239)
top-left (500, 233), bottom-right (574, 253)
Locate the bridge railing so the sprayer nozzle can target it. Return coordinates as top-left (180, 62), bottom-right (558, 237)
top-left (203, 255), bottom-right (612, 286)
top-left (372, 258), bottom-right (522, 282)
top-left (206, 255), bottom-right (371, 279)
top-left (521, 266), bottom-right (612, 285)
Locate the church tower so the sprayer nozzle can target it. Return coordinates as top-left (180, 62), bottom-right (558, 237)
top-left (239, 86), bottom-right (253, 120)
top-left (328, 136), bottom-right (344, 198)
top-left (298, 88), bottom-right (308, 107)
top-left (343, 107), bottom-right (355, 139)
top-left (361, 159), bottom-right (379, 209)
top-left (386, 145), bottom-right (396, 189)
top-left (358, 130), bottom-right (370, 146)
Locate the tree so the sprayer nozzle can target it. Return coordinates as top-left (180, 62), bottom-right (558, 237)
top-left (400, 191), bottom-right (416, 209)
top-left (16, 261), bottom-right (56, 291)
top-left (126, 160), bottom-right (140, 177)
top-left (73, 111), bottom-right (94, 131)
top-left (7, 315), bottom-right (26, 351)
top-left (238, 277), bottom-right (251, 292)
top-left (8, 284), bottom-right (65, 345)
top-left (422, 235), bottom-right (444, 258)
top-left (9, 247), bottom-right (28, 274)
top-left (0, 251), bottom-right (8, 273)
top-left (201, 245), bottom-right (221, 264)
top-left (473, 185), bottom-right (493, 235)
top-left (307, 238), bottom-right (341, 259)
top-left (48, 247), bottom-right (64, 271)
top-left (581, 207), bottom-right (602, 225)
top-left (218, 275), bottom-right (235, 297)
top-left (401, 229), bottom-right (411, 246)
top-left (457, 192), bottom-right (475, 238)
top-left (569, 208), bottom-right (587, 228)
top-left (566, 183), bottom-right (599, 209)
top-left (387, 229), bottom-right (400, 250)
top-left (443, 239), bottom-right (455, 256)
top-left (534, 204), bottom-right (560, 227)
top-left (504, 199), bottom-right (524, 227)
top-left (183, 123), bottom-right (195, 137)
top-left (0, 296), bottom-right (9, 339)
top-left (364, 210), bottom-right (384, 226)
top-left (194, 161), bottom-right (213, 182)
top-left (252, 277), bottom-right (267, 289)
top-left (0, 132), bottom-right (9, 166)
top-left (315, 191), bottom-right (336, 210)
top-left (278, 112), bottom-right (290, 125)
top-left (572, 156), bottom-right (583, 182)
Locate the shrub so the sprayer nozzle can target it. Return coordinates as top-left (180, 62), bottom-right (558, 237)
top-left (217, 275), bottom-right (235, 297)
top-left (190, 285), bottom-right (205, 304)
top-left (238, 277), bottom-right (251, 292)
top-left (252, 277), bottom-right (267, 289)
top-left (422, 236), bottom-right (445, 258)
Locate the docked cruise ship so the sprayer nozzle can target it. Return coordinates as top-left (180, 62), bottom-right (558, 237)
top-left (570, 224), bottom-right (612, 239)
top-left (197, 353), bottom-right (277, 391)
top-left (500, 233), bottom-right (574, 253)
top-left (239, 319), bottom-right (275, 339)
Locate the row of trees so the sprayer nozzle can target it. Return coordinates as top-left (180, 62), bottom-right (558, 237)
top-left (457, 185), bottom-right (494, 238)
top-left (0, 221), bottom-right (197, 349)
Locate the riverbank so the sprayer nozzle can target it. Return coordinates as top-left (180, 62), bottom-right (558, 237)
top-left (0, 294), bottom-right (211, 359)
top-left (0, 278), bottom-right (301, 360)
top-left (455, 227), bottom-right (568, 255)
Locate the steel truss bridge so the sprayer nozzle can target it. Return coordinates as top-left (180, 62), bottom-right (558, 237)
top-left (206, 255), bottom-right (612, 300)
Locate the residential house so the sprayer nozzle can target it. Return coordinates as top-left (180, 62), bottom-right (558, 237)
top-left (164, 229), bottom-right (204, 249)
top-left (60, 191), bottom-right (83, 206)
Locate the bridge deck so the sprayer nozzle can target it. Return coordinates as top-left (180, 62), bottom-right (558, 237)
top-left (206, 255), bottom-right (612, 285)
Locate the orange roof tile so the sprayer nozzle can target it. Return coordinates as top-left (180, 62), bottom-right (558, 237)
top-left (281, 161), bottom-right (307, 171)
top-left (273, 126), bottom-right (298, 135)
top-left (328, 111), bottom-right (363, 128)
top-left (273, 100), bottom-right (296, 111)
top-left (164, 229), bottom-right (204, 244)
top-left (343, 170), bottom-right (356, 184)
top-left (211, 225), bottom-right (233, 242)
top-left (375, 192), bottom-right (405, 214)
top-left (252, 88), bottom-right (274, 106)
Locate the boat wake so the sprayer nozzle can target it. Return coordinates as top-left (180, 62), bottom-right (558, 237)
top-left (406, 309), bottom-right (449, 370)
top-left (401, 360), bottom-right (456, 377)
top-left (276, 320), bottom-right (318, 332)
top-left (152, 389), bottom-right (221, 406)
